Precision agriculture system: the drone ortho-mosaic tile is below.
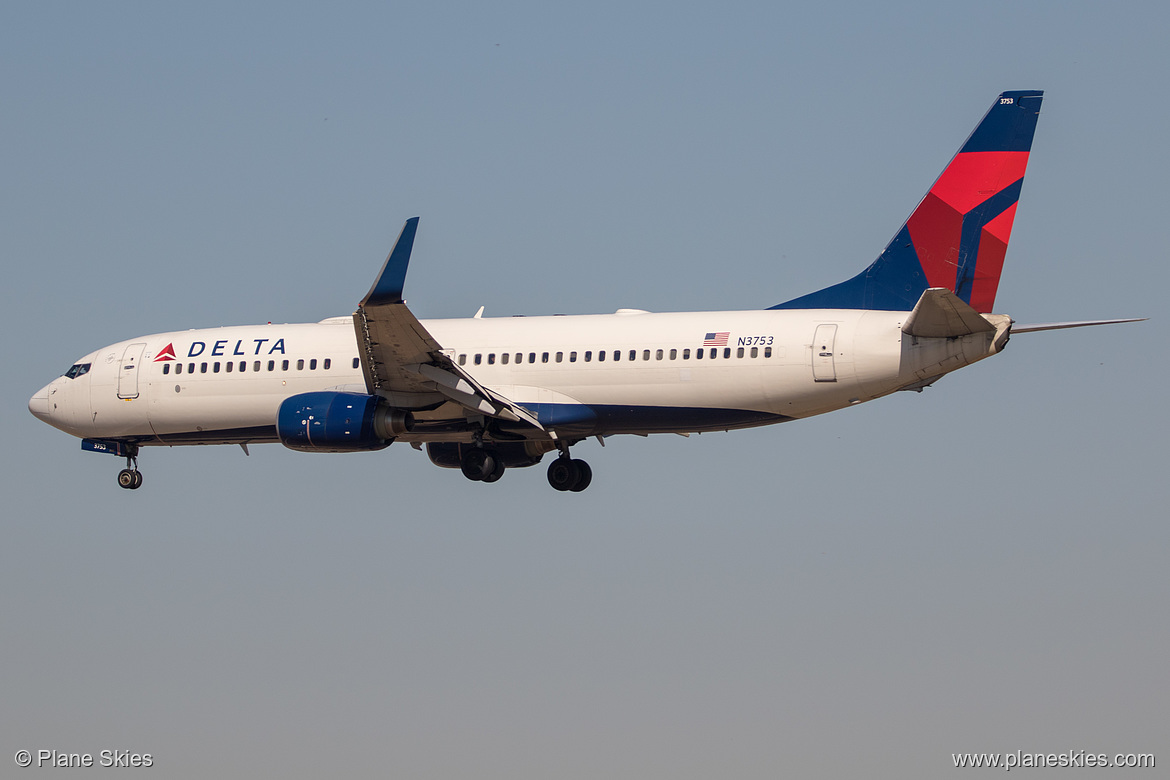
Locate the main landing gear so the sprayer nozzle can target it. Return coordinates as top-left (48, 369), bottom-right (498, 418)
top-left (546, 451), bottom-right (591, 492)
top-left (460, 447), bottom-right (505, 483)
top-left (457, 440), bottom-right (593, 491)
top-left (117, 446), bottom-right (143, 490)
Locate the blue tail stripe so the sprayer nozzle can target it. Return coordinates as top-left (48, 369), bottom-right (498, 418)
top-left (952, 178), bottom-right (1023, 302)
top-left (960, 91), bottom-right (1043, 153)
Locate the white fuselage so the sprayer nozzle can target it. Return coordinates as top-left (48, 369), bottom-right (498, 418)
top-left (29, 307), bottom-right (1002, 446)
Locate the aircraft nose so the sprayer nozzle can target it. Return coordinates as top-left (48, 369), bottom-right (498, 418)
top-left (28, 383), bottom-right (52, 420)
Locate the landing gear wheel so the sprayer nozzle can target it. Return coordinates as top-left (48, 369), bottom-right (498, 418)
top-left (547, 458), bottom-right (577, 491)
top-left (568, 459), bottom-right (591, 492)
top-left (117, 469), bottom-right (142, 490)
top-left (117, 445), bottom-right (143, 490)
top-left (460, 448), bottom-right (499, 482)
top-left (482, 457), bottom-right (506, 483)
top-left (547, 458), bottom-right (592, 492)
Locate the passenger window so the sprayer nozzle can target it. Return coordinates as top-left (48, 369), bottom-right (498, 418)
top-left (282, 360), bottom-right (289, 371)
top-left (225, 361), bottom-right (232, 373)
top-left (598, 350), bottom-right (605, 362)
top-left (515, 353), bottom-right (522, 364)
top-left (458, 354), bottom-right (467, 366)
top-left (764, 346), bottom-right (772, 358)
top-left (737, 347), bottom-right (744, 358)
top-left (529, 353), bottom-right (536, 364)
top-left (214, 362), bottom-right (222, 373)
top-left (655, 349), bottom-right (664, 360)
top-left (501, 353), bottom-right (509, 365)
top-left (324, 358), bottom-right (331, 369)
top-left (629, 350), bottom-right (637, 361)
top-left (669, 349), bottom-right (677, 360)
top-left (584, 351), bottom-right (591, 362)
top-left (163, 363), bottom-right (170, 375)
top-left (268, 360), bottom-right (275, 371)
top-left (542, 352), bottom-right (549, 363)
top-left (239, 361), bottom-right (246, 372)
top-left (310, 359), bottom-right (317, 370)
top-left (201, 363), bottom-right (208, 373)
top-left (556, 352), bottom-right (563, 363)
top-left (188, 363), bottom-right (195, 373)
top-left (175, 363), bottom-right (182, 375)
top-left (683, 349), bottom-right (690, 359)
top-left (750, 347), bottom-right (758, 358)
top-left (474, 354), bottom-right (482, 365)
top-left (296, 359), bottom-right (305, 370)
top-left (723, 347), bottom-right (731, 359)
top-left (488, 353), bottom-right (496, 365)
top-left (254, 361), bottom-right (261, 372)
top-left (352, 357), bottom-right (360, 369)
top-left (696, 349), bottom-right (703, 360)
top-left (642, 350), bottom-right (650, 361)
top-left (569, 351), bottom-right (577, 362)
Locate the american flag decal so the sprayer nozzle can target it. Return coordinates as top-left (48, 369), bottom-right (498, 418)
top-left (703, 332), bottom-right (729, 346)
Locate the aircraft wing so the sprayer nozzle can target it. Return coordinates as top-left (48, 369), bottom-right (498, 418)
top-left (352, 218), bottom-right (545, 431)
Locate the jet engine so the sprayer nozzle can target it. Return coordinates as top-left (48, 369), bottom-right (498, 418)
top-left (277, 391), bottom-right (413, 452)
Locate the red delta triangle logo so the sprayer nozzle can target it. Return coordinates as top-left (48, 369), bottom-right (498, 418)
top-left (153, 343), bottom-right (177, 362)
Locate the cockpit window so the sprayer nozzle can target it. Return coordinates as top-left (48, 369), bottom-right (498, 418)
top-left (64, 363), bottom-right (91, 379)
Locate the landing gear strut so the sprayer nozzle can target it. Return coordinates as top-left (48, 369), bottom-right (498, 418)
top-left (117, 446), bottom-right (142, 490)
top-left (547, 451), bottom-right (592, 492)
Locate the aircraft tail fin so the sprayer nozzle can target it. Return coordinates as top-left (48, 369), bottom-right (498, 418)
top-left (772, 91), bottom-right (1044, 313)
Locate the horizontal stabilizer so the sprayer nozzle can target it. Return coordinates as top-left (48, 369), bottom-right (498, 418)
top-left (902, 288), bottom-right (995, 338)
top-left (1011, 318), bottom-right (1147, 334)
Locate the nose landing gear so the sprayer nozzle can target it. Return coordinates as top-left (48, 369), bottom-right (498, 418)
top-left (117, 445), bottom-right (142, 490)
top-left (117, 468), bottom-right (142, 489)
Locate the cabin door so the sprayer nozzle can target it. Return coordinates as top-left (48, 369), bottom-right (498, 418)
top-left (117, 343), bottom-right (147, 399)
top-left (811, 324), bottom-right (837, 382)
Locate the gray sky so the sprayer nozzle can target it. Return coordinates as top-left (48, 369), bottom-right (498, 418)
top-left (3, 2), bottom-right (1166, 777)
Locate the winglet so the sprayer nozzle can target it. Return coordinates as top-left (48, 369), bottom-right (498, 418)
top-left (361, 217), bottom-right (420, 307)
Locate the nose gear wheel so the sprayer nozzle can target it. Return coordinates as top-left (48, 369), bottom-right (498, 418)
top-left (117, 447), bottom-right (143, 490)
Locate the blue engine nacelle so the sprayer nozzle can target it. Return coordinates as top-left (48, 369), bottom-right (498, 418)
top-left (277, 392), bottom-right (413, 453)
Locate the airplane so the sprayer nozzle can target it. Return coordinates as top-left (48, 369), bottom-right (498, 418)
top-left (28, 90), bottom-right (1144, 492)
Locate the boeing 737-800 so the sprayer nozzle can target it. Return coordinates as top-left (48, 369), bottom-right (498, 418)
top-left (28, 91), bottom-right (1142, 491)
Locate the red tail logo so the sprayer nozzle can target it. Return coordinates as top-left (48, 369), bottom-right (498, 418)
top-left (153, 343), bottom-right (177, 362)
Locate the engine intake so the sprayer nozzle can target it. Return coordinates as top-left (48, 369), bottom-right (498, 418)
top-left (277, 392), bottom-right (413, 453)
